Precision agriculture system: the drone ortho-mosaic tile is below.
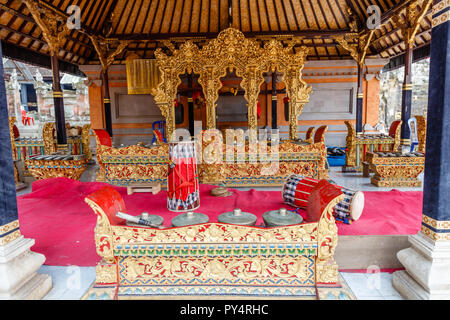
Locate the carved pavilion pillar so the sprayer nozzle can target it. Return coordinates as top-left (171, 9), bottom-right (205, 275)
top-left (23, 0), bottom-right (69, 148)
top-left (284, 66), bottom-right (311, 141)
top-left (271, 71), bottom-right (278, 129)
top-left (202, 67), bottom-right (219, 131)
top-left (101, 69), bottom-right (112, 137)
top-left (0, 41), bottom-right (52, 299)
top-left (50, 54), bottom-right (67, 147)
top-left (187, 74), bottom-right (194, 136)
top-left (243, 66), bottom-right (262, 141)
top-left (392, 0), bottom-right (450, 299)
top-left (393, 0), bottom-right (433, 150)
top-left (335, 31), bottom-right (374, 135)
top-left (356, 64), bottom-right (364, 134)
top-left (87, 36), bottom-right (129, 138)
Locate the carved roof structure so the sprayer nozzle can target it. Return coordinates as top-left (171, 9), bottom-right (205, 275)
top-left (0, 0), bottom-right (432, 66)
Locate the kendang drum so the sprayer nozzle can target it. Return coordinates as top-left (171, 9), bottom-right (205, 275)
top-left (282, 174), bottom-right (364, 224)
top-left (167, 141), bottom-right (208, 227)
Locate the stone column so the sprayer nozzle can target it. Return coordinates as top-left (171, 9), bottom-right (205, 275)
top-left (0, 42), bottom-right (52, 300)
top-left (392, 0), bottom-right (450, 299)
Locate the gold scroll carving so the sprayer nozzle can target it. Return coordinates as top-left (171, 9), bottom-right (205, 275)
top-left (153, 28), bottom-right (311, 141)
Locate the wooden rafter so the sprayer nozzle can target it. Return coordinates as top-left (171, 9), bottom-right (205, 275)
top-left (0, 0), bottom-right (432, 64)
top-left (87, 34), bottom-right (129, 71)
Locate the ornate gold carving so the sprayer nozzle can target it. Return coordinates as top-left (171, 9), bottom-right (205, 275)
top-left (0, 220), bottom-right (20, 236)
top-left (153, 28), bottom-right (311, 140)
top-left (87, 180), bottom-right (343, 297)
top-left (85, 198), bottom-right (115, 264)
top-left (94, 140), bottom-right (169, 184)
top-left (422, 215), bottom-right (450, 231)
top-left (42, 122), bottom-right (56, 154)
top-left (316, 193), bottom-right (345, 284)
top-left (0, 220), bottom-right (21, 246)
top-left (366, 152), bottom-right (425, 187)
top-left (198, 134), bottom-right (328, 185)
top-left (334, 30), bottom-right (375, 67)
top-left (23, 0), bottom-right (70, 56)
top-left (432, 0), bottom-right (450, 27)
top-left (392, 0), bottom-right (433, 49)
top-left (87, 35), bottom-right (130, 72)
top-left (81, 124), bottom-right (92, 161)
top-left (421, 225), bottom-right (450, 242)
top-left (344, 121), bottom-right (356, 168)
top-left (120, 256), bottom-right (313, 283)
top-left (95, 263), bottom-right (118, 284)
top-left (26, 158), bottom-right (87, 180)
top-left (9, 117), bottom-right (17, 160)
top-left (0, 230), bottom-right (21, 246)
top-left (415, 115), bottom-right (427, 153)
top-left (392, 121), bottom-right (402, 152)
top-left (112, 222), bottom-right (317, 244)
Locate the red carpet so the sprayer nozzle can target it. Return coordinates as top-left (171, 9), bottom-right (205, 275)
top-left (17, 178), bottom-right (423, 266)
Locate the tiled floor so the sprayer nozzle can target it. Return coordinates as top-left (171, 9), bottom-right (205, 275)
top-left (26, 162), bottom-right (415, 300)
top-left (37, 266), bottom-right (404, 300)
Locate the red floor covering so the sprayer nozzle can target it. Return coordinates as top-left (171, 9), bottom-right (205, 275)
top-left (17, 178), bottom-right (423, 266)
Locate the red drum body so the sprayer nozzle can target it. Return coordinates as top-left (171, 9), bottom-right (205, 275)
top-left (282, 175), bottom-right (317, 209)
top-left (282, 174), bottom-right (364, 223)
top-left (167, 141), bottom-right (200, 212)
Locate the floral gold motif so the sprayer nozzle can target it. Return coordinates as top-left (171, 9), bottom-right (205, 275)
top-left (153, 28), bottom-right (311, 141)
top-left (366, 151), bottom-right (425, 187)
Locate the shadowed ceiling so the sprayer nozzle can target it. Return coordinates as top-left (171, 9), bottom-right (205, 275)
top-left (0, 0), bottom-right (433, 66)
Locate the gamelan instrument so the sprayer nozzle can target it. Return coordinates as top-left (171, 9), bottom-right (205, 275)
top-left (218, 208), bottom-right (257, 226)
top-left (263, 208), bottom-right (303, 227)
top-left (282, 174), bottom-right (364, 224)
top-left (210, 187), bottom-right (233, 197)
top-left (116, 212), bottom-right (164, 228)
top-left (167, 140), bottom-right (208, 227)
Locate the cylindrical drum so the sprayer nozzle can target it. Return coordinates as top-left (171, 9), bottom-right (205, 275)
top-left (282, 174), bottom-right (364, 223)
top-left (167, 141), bottom-right (200, 212)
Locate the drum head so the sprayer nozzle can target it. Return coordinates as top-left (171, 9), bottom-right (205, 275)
top-left (349, 191), bottom-right (365, 221)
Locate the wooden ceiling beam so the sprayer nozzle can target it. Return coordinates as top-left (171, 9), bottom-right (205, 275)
top-left (123, 41), bottom-right (341, 50)
top-left (108, 29), bottom-right (353, 41)
top-left (0, 3), bottom-right (92, 51)
top-left (380, 0), bottom-right (414, 25)
top-left (34, 0), bottom-right (97, 35)
top-left (378, 28), bottom-right (431, 54)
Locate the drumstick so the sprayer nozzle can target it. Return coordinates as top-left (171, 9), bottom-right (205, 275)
top-left (116, 212), bottom-right (165, 229)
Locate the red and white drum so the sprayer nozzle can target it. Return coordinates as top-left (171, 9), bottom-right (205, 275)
top-left (167, 141), bottom-right (200, 212)
top-left (282, 174), bottom-right (364, 222)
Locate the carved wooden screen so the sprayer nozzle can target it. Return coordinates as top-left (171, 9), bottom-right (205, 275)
top-left (153, 28), bottom-right (312, 141)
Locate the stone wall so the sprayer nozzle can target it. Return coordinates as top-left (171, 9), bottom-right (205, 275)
top-left (379, 58), bottom-right (430, 127)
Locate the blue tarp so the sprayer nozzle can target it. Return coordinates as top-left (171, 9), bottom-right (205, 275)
top-left (327, 146), bottom-right (346, 167)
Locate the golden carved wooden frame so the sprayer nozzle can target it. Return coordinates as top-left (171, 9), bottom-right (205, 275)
top-left (83, 191), bottom-right (345, 299)
top-left (153, 28), bottom-right (312, 140)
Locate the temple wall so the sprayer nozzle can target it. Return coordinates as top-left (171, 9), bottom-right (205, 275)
top-left (379, 59), bottom-right (430, 128)
top-left (80, 58), bottom-right (388, 147)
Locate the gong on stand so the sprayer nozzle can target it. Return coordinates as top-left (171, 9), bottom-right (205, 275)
top-left (167, 140), bottom-right (209, 227)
